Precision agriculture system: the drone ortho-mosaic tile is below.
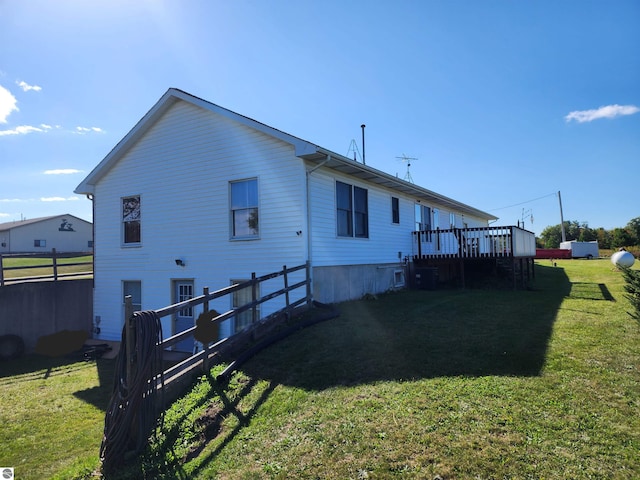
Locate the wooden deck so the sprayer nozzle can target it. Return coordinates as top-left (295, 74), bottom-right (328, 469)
top-left (412, 225), bottom-right (536, 260)
top-left (411, 225), bottom-right (536, 288)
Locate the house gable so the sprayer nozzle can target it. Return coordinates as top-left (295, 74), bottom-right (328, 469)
top-left (75, 89), bottom-right (318, 195)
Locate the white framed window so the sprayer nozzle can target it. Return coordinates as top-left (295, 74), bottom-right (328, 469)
top-left (337, 181), bottom-right (368, 238)
top-left (122, 195), bottom-right (141, 245)
top-left (394, 269), bottom-right (405, 287)
top-left (391, 197), bottom-right (400, 224)
top-left (231, 279), bottom-right (260, 333)
top-left (450, 213), bottom-right (456, 228)
top-left (177, 282), bottom-right (194, 317)
top-left (34, 239), bottom-right (46, 247)
top-left (414, 204), bottom-right (431, 231)
top-left (230, 179), bottom-right (259, 238)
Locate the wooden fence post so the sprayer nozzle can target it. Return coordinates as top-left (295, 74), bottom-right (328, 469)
top-left (52, 248), bottom-right (58, 281)
top-left (283, 265), bottom-right (290, 310)
top-left (306, 260), bottom-right (312, 305)
top-left (202, 287), bottom-right (210, 373)
top-left (0, 253), bottom-right (4, 286)
top-left (251, 272), bottom-right (257, 325)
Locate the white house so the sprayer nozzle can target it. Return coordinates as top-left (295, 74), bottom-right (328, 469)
top-left (0, 214), bottom-right (93, 254)
top-left (75, 88), bottom-right (500, 349)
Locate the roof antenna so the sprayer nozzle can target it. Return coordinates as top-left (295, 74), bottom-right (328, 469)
top-left (396, 154), bottom-right (417, 183)
top-left (361, 124), bottom-right (366, 165)
top-left (346, 139), bottom-right (362, 162)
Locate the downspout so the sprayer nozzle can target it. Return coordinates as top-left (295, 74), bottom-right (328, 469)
top-left (305, 154), bottom-right (332, 303)
top-left (87, 193), bottom-right (95, 289)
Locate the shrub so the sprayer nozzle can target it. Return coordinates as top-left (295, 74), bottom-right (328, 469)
top-left (621, 267), bottom-right (640, 323)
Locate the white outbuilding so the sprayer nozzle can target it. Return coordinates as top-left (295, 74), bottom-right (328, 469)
top-left (0, 214), bottom-right (93, 254)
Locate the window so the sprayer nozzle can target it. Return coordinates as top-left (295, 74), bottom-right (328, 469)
top-left (394, 269), bottom-right (405, 287)
top-left (391, 197), bottom-right (400, 224)
top-left (231, 279), bottom-right (259, 333)
top-left (122, 196), bottom-right (141, 244)
top-left (34, 239), bottom-right (46, 247)
top-left (337, 181), bottom-right (368, 238)
top-left (414, 204), bottom-right (431, 231)
top-left (88, 240), bottom-right (94, 248)
top-left (230, 179), bottom-right (259, 238)
top-left (450, 213), bottom-right (456, 228)
top-left (433, 209), bottom-right (440, 229)
top-left (123, 280), bottom-right (142, 314)
top-left (177, 282), bottom-right (194, 317)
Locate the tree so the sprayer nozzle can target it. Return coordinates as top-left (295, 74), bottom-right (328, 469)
top-left (596, 228), bottom-right (611, 249)
top-left (611, 228), bottom-right (634, 249)
top-left (621, 267), bottom-right (640, 324)
top-left (625, 217), bottom-right (640, 245)
top-left (540, 224), bottom-right (563, 248)
top-left (539, 220), bottom-right (588, 248)
top-left (578, 226), bottom-right (598, 242)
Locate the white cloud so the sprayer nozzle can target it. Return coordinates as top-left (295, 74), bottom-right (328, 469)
top-left (43, 169), bottom-right (83, 175)
top-left (565, 104), bottom-right (640, 123)
top-left (40, 196), bottom-right (80, 202)
top-left (16, 81), bottom-right (42, 92)
top-left (0, 125), bottom-right (47, 136)
top-left (0, 85), bottom-right (18, 123)
top-left (0, 213), bottom-right (10, 218)
top-left (75, 126), bottom-right (105, 134)
top-left (0, 198), bottom-right (27, 203)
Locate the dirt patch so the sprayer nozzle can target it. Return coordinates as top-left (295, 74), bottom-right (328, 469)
top-left (183, 403), bottom-right (224, 462)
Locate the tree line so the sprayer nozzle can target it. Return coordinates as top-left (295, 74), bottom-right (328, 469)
top-left (538, 217), bottom-right (640, 249)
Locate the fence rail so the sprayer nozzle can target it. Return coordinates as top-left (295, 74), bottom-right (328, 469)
top-left (412, 225), bottom-right (536, 260)
top-left (123, 261), bottom-right (312, 400)
top-left (0, 248), bottom-right (93, 286)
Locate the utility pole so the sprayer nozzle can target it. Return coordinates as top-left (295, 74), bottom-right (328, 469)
top-left (558, 191), bottom-right (566, 243)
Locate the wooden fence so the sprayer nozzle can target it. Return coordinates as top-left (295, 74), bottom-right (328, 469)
top-left (0, 248), bottom-right (93, 286)
top-left (124, 261), bottom-right (312, 403)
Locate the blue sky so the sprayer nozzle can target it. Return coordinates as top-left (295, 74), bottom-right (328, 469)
top-left (1, 0), bottom-right (638, 237)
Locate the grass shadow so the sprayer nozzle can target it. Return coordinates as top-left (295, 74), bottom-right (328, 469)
top-left (568, 282), bottom-right (615, 301)
top-left (240, 263), bottom-right (571, 391)
top-left (73, 358), bottom-right (116, 411)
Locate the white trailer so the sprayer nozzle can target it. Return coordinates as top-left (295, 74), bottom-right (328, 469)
top-left (560, 241), bottom-right (599, 259)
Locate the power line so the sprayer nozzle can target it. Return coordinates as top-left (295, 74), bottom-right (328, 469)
top-left (488, 192), bottom-right (557, 212)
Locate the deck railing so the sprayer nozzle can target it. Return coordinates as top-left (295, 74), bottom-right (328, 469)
top-left (412, 225), bottom-right (536, 260)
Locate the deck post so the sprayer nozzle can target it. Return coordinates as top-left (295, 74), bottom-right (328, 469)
top-left (0, 253), bottom-right (4, 286)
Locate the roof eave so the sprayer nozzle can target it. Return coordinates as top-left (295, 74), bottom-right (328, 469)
top-left (302, 147), bottom-right (497, 221)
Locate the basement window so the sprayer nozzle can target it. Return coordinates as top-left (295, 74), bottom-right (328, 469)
top-left (34, 239), bottom-right (46, 247)
top-left (394, 269), bottom-right (405, 287)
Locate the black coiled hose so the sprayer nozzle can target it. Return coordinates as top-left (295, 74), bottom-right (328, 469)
top-left (100, 311), bottom-right (164, 473)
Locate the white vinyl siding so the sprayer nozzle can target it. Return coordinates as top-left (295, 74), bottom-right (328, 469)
top-left (91, 101), bottom-right (307, 340)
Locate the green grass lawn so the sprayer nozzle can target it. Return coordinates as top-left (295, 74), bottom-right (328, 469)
top-left (1, 255), bottom-right (92, 280)
top-left (0, 355), bottom-right (114, 480)
top-left (2, 259), bottom-right (639, 479)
